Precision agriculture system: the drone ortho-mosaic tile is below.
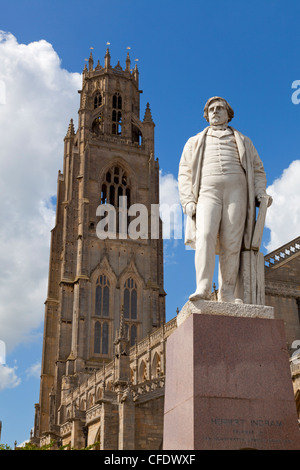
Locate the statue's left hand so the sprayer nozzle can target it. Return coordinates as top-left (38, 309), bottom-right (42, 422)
top-left (257, 193), bottom-right (273, 207)
top-left (186, 201), bottom-right (196, 217)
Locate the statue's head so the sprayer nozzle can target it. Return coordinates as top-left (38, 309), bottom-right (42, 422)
top-left (203, 96), bottom-right (234, 125)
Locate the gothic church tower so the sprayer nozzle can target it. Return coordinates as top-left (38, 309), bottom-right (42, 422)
top-left (37, 48), bottom-right (165, 437)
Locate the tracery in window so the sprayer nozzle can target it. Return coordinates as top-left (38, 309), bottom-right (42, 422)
top-left (113, 93), bottom-right (122, 110)
top-left (124, 278), bottom-right (137, 320)
top-left (95, 275), bottom-right (110, 317)
top-left (102, 322), bottom-right (109, 354)
top-left (130, 324), bottom-right (137, 346)
top-left (94, 321), bottom-right (101, 354)
top-left (100, 166), bottom-right (130, 209)
top-left (124, 322), bottom-right (137, 347)
top-left (122, 278), bottom-right (138, 347)
top-left (99, 165), bottom-right (131, 236)
top-left (93, 320), bottom-right (109, 355)
top-left (94, 93), bottom-right (102, 109)
top-left (112, 93), bottom-right (122, 135)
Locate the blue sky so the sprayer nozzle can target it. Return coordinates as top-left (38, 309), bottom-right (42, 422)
top-left (1, 0), bottom-right (300, 448)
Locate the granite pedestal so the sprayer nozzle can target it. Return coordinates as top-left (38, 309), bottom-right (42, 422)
top-left (163, 300), bottom-right (300, 450)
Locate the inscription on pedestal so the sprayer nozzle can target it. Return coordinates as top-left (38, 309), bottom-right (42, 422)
top-left (205, 416), bottom-right (291, 448)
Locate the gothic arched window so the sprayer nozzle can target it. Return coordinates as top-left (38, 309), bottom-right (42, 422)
top-left (93, 321), bottom-right (109, 355)
top-left (124, 322), bottom-right (137, 348)
top-left (95, 275), bottom-right (110, 317)
top-left (93, 274), bottom-right (111, 356)
top-left (100, 165), bottom-right (130, 211)
top-left (112, 93), bottom-right (122, 135)
top-left (94, 321), bottom-right (101, 354)
top-left (123, 278), bottom-right (138, 346)
top-left (130, 324), bottom-right (137, 346)
top-left (99, 165), bottom-right (131, 237)
top-left (102, 322), bottom-right (109, 354)
top-left (124, 278), bottom-right (137, 320)
top-left (113, 93), bottom-right (122, 110)
top-left (94, 93), bottom-right (102, 109)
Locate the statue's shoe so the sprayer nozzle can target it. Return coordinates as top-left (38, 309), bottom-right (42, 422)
top-left (189, 291), bottom-right (210, 301)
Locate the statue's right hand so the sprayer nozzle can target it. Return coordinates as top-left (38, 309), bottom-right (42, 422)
top-left (186, 201), bottom-right (196, 217)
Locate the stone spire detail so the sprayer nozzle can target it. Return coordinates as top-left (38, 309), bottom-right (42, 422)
top-left (114, 306), bottom-right (129, 358)
top-left (88, 51), bottom-right (94, 71)
top-left (143, 103), bottom-right (153, 123)
top-left (65, 118), bottom-right (75, 137)
top-left (105, 47), bottom-right (111, 69)
top-left (133, 61), bottom-right (139, 85)
top-left (126, 52), bottom-right (131, 72)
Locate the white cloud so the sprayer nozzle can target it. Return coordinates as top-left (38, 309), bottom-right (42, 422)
top-left (159, 170), bottom-right (183, 240)
top-left (0, 31), bottom-right (82, 352)
top-left (0, 364), bottom-right (21, 391)
top-left (25, 362), bottom-right (41, 380)
top-left (265, 160), bottom-right (300, 252)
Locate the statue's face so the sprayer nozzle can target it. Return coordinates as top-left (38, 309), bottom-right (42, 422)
top-left (208, 100), bottom-right (229, 126)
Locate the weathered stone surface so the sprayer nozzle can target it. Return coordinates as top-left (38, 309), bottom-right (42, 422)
top-left (177, 299), bottom-right (274, 327)
top-left (164, 313), bottom-right (300, 450)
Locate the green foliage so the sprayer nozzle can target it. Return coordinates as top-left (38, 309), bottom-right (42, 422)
top-left (18, 441), bottom-right (55, 450)
top-left (0, 443), bottom-right (12, 450)
top-left (0, 440), bottom-right (100, 450)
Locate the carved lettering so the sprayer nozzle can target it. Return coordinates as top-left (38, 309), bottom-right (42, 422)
top-left (250, 419), bottom-right (282, 427)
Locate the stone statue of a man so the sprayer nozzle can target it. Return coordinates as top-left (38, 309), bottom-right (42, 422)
top-left (178, 96), bottom-right (272, 303)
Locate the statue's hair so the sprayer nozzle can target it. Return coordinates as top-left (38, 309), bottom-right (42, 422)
top-left (203, 96), bottom-right (234, 123)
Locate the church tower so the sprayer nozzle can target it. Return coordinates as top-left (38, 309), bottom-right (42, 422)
top-left (36, 48), bottom-right (165, 438)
